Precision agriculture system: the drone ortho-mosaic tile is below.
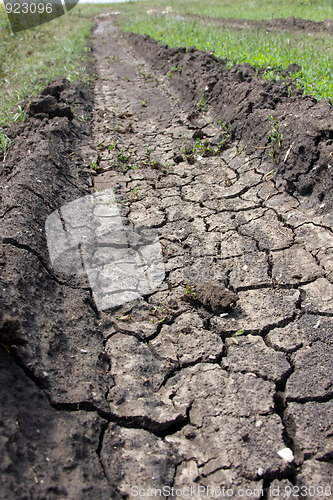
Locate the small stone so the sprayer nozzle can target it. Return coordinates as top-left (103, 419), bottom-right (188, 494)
top-left (277, 448), bottom-right (294, 462)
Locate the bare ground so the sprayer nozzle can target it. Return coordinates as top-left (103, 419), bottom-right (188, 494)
top-left (0, 16), bottom-right (333, 500)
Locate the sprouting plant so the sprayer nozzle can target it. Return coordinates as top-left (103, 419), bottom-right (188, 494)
top-left (112, 124), bottom-right (122, 132)
top-left (150, 303), bottom-right (169, 324)
top-left (12, 105), bottom-right (26, 123)
top-left (197, 94), bottom-right (207, 114)
top-left (185, 284), bottom-right (197, 299)
top-left (108, 140), bottom-right (119, 151)
top-left (78, 113), bottom-right (89, 122)
top-left (115, 314), bottom-right (131, 321)
top-left (192, 138), bottom-right (215, 156)
top-left (141, 99), bottom-right (148, 107)
top-left (268, 115), bottom-right (283, 159)
top-left (89, 159), bottom-right (98, 170)
top-left (0, 130), bottom-right (10, 160)
top-left (236, 145), bottom-right (247, 155)
top-left (165, 66), bottom-right (178, 78)
top-left (117, 150), bottom-right (130, 163)
top-left (125, 76), bottom-right (131, 82)
top-left (231, 329), bottom-right (245, 345)
top-left (129, 187), bottom-right (140, 200)
top-left (217, 121), bottom-right (233, 150)
top-left (137, 64), bottom-right (153, 81)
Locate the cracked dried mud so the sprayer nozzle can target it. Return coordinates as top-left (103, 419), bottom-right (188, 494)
top-left (0, 15), bottom-right (332, 500)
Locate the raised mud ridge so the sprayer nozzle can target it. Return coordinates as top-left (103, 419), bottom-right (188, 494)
top-left (184, 14), bottom-right (333, 36)
top-left (0, 17), bottom-right (332, 500)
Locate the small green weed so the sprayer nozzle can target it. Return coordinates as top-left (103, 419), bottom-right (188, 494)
top-left (137, 64), bottom-right (154, 81)
top-left (0, 130), bottom-right (10, 160)
top-left (150, 303), bottom-right (169, 324)
top-left (165, 65), bottom-right (179, 78)
top-left (89, 154), bottom-right (101, 171)
top-left (197, 94), bottom-right (207, 114)
top-left (231, 329), bottom-right (245, 345)
top-left (268, 115), bottom-right (283, 159)
top-left (185, 284), bottom-right (197, 299)
top-left (192, 138), bottom-right (215, 156)
top-left (12, 105), bottom-right (26, 123)
top-left (115, 314), bottom-right (131, 321)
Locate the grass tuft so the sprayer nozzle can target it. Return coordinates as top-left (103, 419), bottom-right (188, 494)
top-left (0, 3), bottom-right (109, 127)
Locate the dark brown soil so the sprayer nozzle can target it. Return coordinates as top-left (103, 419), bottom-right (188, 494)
top-left (128, 32), bottom-right (333, 209)
top-left (190, 14), bottom-right (333, 36)
top-left (1, 16), bottom-right (332, 499)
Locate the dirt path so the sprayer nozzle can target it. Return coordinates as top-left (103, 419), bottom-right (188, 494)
top-left (0, 16), bottom-right (332, 500)
top-left (90, 19), bottom-right (333, 497)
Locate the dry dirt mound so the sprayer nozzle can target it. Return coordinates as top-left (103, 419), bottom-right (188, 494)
top-left (190, 15), bottom-right (333, 36)
top-left (129, 31), bottom-right (333, 210)
top-left (0, 17), bottom-right (332, 499)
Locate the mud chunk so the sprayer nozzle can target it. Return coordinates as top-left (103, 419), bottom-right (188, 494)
top-left (287, 63), bottom-right (302, 75)
top-left (40, 77), bottom-right (70, 99)
top-left (29, 95), bottom-right (58, 115)
top-left (0, 310), bottom-right (26, 346)
top-left (195, 280), bottom-right (238, 314)
top-left (29, 95), bottom-right (74, 121)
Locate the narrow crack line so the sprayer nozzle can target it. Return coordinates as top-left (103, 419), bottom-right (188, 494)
top-left (52, 401), bottom-right (111, 419)
top-left (17, 183), bottom-right (51, 206)
top-left (236, 276), bottom-right (321, 292)
top-left (223, 181), bottom-right (264, 200)
top-left (209, 204), bottom-right (262, 214)
top-left (156, 357), bottom-right (223, 393)
top-left (293, 220), bottom-right (333, 235)
top-left (2, 238), bottom-right (88, 290)
top-left (96, 419), bottom-right (111, 489)
top-left (101, 409), bottom-right (188, 437)
top-left (9, 348), bottom-right (113, 422)
top-left (0, 205), bottom-right (21, 219)
top-left (286, 393), bottom-right (333, 404)
top-left (219, 313), bottom-right (299, 340)
top-left (52, 167), bottom-right (91, 195)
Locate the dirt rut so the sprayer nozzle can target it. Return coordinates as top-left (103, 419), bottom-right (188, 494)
top-left (0, 16), bottom-right (332, 500)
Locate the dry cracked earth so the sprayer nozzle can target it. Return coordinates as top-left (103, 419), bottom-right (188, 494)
top-left (0, 15), bottom-right (333, 500)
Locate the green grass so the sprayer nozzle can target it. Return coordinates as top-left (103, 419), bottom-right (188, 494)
top-left (118, 13), bottom-right (333, 101)
top-left (0, 3), bottom-right (112, 127)
top-left (143, 0), bottom-right (333, 22)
